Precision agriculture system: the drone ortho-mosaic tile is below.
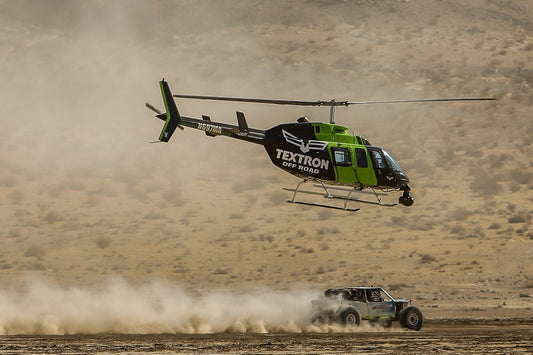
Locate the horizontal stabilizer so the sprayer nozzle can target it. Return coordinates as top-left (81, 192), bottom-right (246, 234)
top-left (146, 102), bottom-right (168, 122)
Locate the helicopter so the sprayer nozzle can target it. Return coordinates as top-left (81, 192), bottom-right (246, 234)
top-left (146, 79), bottom-right (494, 211)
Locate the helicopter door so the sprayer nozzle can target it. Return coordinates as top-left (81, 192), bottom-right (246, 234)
top-left (368, 148), bottom-right (395, 187)
top-left (354, 148), bottom-right (376, 186)
top-left (331, 147), bottom-right (356, 183)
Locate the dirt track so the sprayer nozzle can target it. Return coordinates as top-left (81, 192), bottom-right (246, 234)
top-left (1, 319), bottom-right (532, 354)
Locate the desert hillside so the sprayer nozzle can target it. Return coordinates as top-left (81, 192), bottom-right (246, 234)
top-left (0, 0), bottom-right (532, 327)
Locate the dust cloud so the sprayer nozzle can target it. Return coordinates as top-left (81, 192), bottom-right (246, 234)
top-left (0, 277), bottom-right (322, 335)
top-left (0, 277), bottom-right (394, 335)
top-left (0, 278), bottom-right (393, 335)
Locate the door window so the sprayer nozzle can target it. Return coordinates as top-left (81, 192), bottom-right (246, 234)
top-left (355, 148), bottom-right (368, 168)
top-left (332, 147), bottom-right (351, 167)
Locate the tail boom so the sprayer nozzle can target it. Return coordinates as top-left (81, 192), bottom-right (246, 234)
top-left (152, 80), bottom-right (264, 145)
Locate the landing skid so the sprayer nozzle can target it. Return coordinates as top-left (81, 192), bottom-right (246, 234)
top-left (283, 179), bottom-right (397, 211)
top-left (290, 200), bottom-right (360, 212)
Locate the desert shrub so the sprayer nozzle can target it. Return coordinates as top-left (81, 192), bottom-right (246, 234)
top-left (316, 208), bottom-right (333, 220)
top-left (269, 190), bottom-right (287, 206)
top-left (24, 246), bottom-right (46, 259)
top-left (435, 146), bottom-right (457, 167)
top-left (42, 211), bottom-right (64, 224)
top-left (95, 236), bottom-right (112, 249)
top-left (237, 225), bottom-right (253, 233)
top-left (420, 254), bottom-right (436, 264)
top-left (127, 186), bottom-right (148, 202)
top-left (8, 229), bottom-right (21, 239)
top-left (0, 175), bottom-right (17, 187)
top-left (391, 215), bottom-right (406, 225)
top-left (143, 211), bottom-right (167, 220)
top-left (63, 180), bottom-right (85, 191)
top-left (232, 178), bottom-right (259, 193)
top-left (161, 190), bottom-right (184, 206)
top-left (507, 169), bottom-right (533, 185)
top-left (412, 159), bottom-right (435, 175)
top-left (388, 283), bottom-right (408, 291)
top-left (471, 226), bottom-right (486, 239)
top-left (469, 169), bottom-right (502, 197)
top-left (508, 214), bottom-right (526, 224)
top-left (212, 268), bottom-right (229, 275)
top-left (27, 262), bottom-right (45, 271)
top-left (245, 194), bottom-right (258, 207)
top-left (488, 222), bottom-right (501, 230)
top-left (449, 207), bottom-right (473, 221)
top-left (8, 190), bottom-right (23, 205)
top-left (450, 224), bottom-right (468, 236)
top-left (509, 184), bottom-right (521, 193)
top-left (296, 229), bottom-right (306, 237)
top-left (487, 153), bottom-right (504, 169)
top-left (316, 227), bottom-right (327, 235)
top-left (410, 219), bottom-right (436, 231)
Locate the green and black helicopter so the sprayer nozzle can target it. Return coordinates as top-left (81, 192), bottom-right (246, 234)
top-left (147, 79), bottom-right (494, 211)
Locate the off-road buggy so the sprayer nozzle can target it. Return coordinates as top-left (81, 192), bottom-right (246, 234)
top-left (311, 286), bottom-right (423, 330)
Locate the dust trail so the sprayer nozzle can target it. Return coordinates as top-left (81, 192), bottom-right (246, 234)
top-left (0, 278), bottom-right (391, 335)
top-left (0, 277), bottom-right (316, 334)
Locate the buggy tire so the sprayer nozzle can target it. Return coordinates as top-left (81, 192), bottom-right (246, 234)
top-left (400, 306), bottom-right (423, 331)
top-left (340, 309), bottom-right (361, 327)
top-left (380, 318), bottom-right (394, 328)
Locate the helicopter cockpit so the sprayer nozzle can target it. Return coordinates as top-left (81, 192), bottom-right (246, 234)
top-left (368, 148), bottom-right (410, 190)
top-left (367, 148), bottom-right (413, 206)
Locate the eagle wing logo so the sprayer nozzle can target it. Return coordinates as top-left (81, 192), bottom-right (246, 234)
top-left (282, 129), bottom-right (328, 153)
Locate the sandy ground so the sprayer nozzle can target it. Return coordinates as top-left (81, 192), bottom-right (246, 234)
top-left (1, 320), bottom-right (532, 354)
top-left (0, 0), bottom-right (532, 341)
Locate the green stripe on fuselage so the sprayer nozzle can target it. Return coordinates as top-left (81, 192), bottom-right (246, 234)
top-left (311, 123), bottom-right (377, 186)
top-left (159, 81), bottom-right (171, 141)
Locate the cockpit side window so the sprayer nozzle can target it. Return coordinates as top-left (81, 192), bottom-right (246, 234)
top-left (370, 150), bottom-right (386, 169)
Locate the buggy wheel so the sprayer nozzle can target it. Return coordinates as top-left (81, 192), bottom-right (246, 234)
top-left (380, 318), bottom-right (393, 328)
top-left (340, 309), bottom-right (361, 327)
top-left (400, 306), bottom-right (423, 331)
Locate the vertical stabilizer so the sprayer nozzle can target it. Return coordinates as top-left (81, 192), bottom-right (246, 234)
top-left (158, 80), bottom-right (181, 142)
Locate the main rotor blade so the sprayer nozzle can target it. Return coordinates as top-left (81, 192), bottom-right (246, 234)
top-left (173, 94), bottom-right (496, 107)
top-left (345, 97), bottom-right (496, 105)
top-left (173, 94), bottom-right (324, 106)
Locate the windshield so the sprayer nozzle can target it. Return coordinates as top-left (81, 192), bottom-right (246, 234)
top-left (383, 150), bottom-right (402, 172)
